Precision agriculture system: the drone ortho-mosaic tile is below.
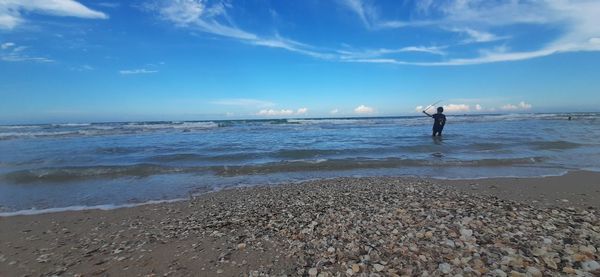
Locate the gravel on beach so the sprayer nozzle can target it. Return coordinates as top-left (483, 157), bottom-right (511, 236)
top-left (1, 177), bottom-right (599, 276)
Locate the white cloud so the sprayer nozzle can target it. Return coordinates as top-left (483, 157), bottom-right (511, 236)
top-left (142, 0), bottom-right (600, 67)
top-left (338, 0), bottom-right (600, 65)
top-left (339, 0), bottom-right (430, 30)
top-left (449, 27), bottom-right (507, 43)
top-left (338, 45), bottom-right (446, 60)
top-left (0, 0), bottom-right (108, 30)
top-left (135, 0), bottom-right (600, 67)
top-left (501, 101), bottom-right (532, 111)
top-left (152, 0), bottom-right (207, 27)
top-left (256, 107), bottom-right (309, 116)
top-left (257, 109), bottom-right (294, 116)
top-left (330, 109), bottom-right (339, 115)
top-left (417, 103), bottom-right (486, 113)
top-left (296, 107), bottom-right (308, 115)
top-left (354, 105), bottom-right (374, 114)
top-left (1, 42), bottom-right (15, 49)
top-left (211, 98), bottom-right (275, 108)
top-left (119, 69), bottom-right (158, 75)
top-left (97, 2), bottom-right (120, 9)
top-left (1, 55), bottom-right (53, 63)
top-left (518, 101), bottom-right (532, 109)
top-left (0, 42), bottom-right (53, 63)
top-left (443, 104), bottom-right (470, 113)
top-left (501, 104), bottom-right (518, 110)
top-left (144, 0), bottom-right (331, 59)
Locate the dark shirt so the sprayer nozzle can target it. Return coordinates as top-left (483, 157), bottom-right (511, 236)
top-left (432, 113), bottom-right (446, 130)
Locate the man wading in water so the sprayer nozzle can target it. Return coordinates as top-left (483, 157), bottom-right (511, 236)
top-left (423, 107), bottom-right (446, 136)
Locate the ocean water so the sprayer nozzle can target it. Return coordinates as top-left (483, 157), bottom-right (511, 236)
top-left (1, 113), bottom-right (599, 214)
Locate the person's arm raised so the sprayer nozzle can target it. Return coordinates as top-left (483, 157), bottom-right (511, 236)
top-left (422, 110), bottom-right (432, 117)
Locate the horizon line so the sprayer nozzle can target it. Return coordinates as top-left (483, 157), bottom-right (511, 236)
top-left (1, 111), bottom-right (596, 126)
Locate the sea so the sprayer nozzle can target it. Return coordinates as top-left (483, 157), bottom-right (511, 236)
top-left (1, 113), bottom-right (599, 215)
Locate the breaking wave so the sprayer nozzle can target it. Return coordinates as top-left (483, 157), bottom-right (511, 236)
top-left (1, 157), bottom-right (545, 184)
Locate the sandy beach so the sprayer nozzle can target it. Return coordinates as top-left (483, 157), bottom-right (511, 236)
top-left (1, 173), bottom-right (599, 276)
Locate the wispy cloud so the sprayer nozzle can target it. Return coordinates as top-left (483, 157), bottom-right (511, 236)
top-left (256, 107), bottom-right (309, 116)
top-left (337, 0), bottom-right (600, 65)
top-left (256, 109), bottom-right (294, 116)
top-left (296, 107), bottom-right (308, 115)
top-left (119, 69), bottom-right (158, 75)
top-left (70, 64), bottom-right (94, 71)
top-left (0, 0), bottom-right (108, 30)
top-left (448, 27), bottom-right (508, 43)
top-left (416, 103), bottom-right (474, 113)
top-left (416, 101), bottom-right (530, 113)
top-left (338, 0), bottom-right (431, 30)
top-left (1, 42), bottom-right (15, 49)
top-left (501, 101), bottom-right (532, 111)
top-left (442, 104), bottom-right (471, 113)
top-left (143, 0), bottom-right (332, 59)
top-left (338, 45), bottom-right (446, 60)
top-left (96, 2), bottom-right (120, 9)
top-left (143, 0), bottom-right (600, 67)
top-left (330, 109), bottom-right (339, 115)
top-left (337, 0), bottom-right (378, 29)
top-left (0, 42), bottom-right (53, 63)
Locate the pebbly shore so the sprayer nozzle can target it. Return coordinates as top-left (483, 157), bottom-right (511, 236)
top-left (1, 177), bottom-right (599, 276)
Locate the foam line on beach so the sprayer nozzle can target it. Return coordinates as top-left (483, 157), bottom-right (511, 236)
top-left (0, 198), bottom-right (188, 217)
top-left (429, 170), bottom-right (570, 180)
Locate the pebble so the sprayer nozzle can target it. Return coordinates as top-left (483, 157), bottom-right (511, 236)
top-left (510, 271), bottom-right (526, 277)
top-left (438, 262), bottom-right (452, 274)
top-left (3, 177), bottom-right (600, 276)
top-left (581, 260), bottom-right (600, 272)
top-left (525, 266), bottom-right (542, 277)
top-left (542, 256), bottom-right (557, 269)
top-left (493, 269), bottom-right (507, 277)
top-left (460, 228), bottom-right (473, 237)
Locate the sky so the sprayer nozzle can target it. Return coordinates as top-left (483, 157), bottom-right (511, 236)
top-left (1, 0), bottom-right (600, 124)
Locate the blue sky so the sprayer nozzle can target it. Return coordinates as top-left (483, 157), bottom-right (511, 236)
top-left (1, 0), bottom-right (600, 123)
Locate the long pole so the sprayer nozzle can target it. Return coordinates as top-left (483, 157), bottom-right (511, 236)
top-left (423, 100), bottom-right (442, 112)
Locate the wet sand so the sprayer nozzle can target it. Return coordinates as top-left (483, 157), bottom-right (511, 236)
top-left (1, 173), bottom-right (599, 276)
top-left (438, 171), bottom-right (600, 209)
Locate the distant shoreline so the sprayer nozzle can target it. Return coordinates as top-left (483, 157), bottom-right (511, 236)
top-left (2, 111), bottom-right (596, 126)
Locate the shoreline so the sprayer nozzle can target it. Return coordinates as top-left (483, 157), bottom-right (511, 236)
top-left (1, 174), bottom-right (599, 276)
top-left (438, 170), bottom-right (600, 209)
top-left (1, 170), bottom-right (599, 217)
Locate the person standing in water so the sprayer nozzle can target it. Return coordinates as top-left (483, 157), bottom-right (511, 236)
top-left (423, 107), bottom-right (446, 136)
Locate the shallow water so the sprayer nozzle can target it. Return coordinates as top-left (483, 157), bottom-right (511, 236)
top-left (1, 113), bottom-right (599, 213)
